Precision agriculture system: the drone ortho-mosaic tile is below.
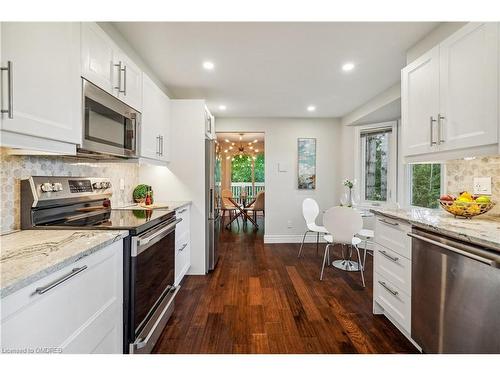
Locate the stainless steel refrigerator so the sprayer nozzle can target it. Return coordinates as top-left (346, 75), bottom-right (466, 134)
top-left (205, 138), bottom-right (220, 271)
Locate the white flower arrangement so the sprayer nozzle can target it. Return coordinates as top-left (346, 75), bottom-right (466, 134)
top-left (343, 178), bottom-right (354, 189)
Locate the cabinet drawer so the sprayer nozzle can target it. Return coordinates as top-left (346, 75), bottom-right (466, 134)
top-left (374, 273), bottom-right (411, 333)
top-left (1, 241), bottom-right (123, 353)
top-left (374, 216), bottom-right (411, 259)
top-left (175, 231), bottom-right (190, 286)
top-left (175, 205), bottom-right (190, 238)
top-left (374, 243), bottom-right (411, 295)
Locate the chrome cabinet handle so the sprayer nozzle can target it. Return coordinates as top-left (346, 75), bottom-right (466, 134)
top-left (1, 61), bottom-right (13, 119)
top-left (122, 64), bottom-right (127, 95)
top-left (178, 243), bottom-right (188, 252)
top-left (156, 135), bottom-right (160, 156)
top-left (379, 218), bottom-right (399, 227)
top-left (378, 281), bottom-right (399, 296)
top-left (430, 116), bottom-right (437, 146)
top-left (35, 266), bottom-right (87, 295)
top-left (114, 61), bottom-right (125, 93)
top-left (160, 135), bottom-right (164, 156)
top-left (379, 250), bottom-right (399, 263)
top-left (438, 114), bottom-right (445, 144)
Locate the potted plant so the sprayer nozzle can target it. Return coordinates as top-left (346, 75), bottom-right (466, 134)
top-left (133, 184), bottom-right (151, 203)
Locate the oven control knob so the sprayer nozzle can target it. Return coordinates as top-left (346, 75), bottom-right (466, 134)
top-left (41, 182), bottom-right (53, 192)
top-left (93, 182), bottom-right (103, 189)
top-left (52, 182), bottom-right (63, 192)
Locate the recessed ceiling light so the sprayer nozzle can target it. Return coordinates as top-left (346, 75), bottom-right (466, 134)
top-left (226, 156), bottom-right (231, 160)
top-left (307, 105), bottom-right (316, 112)
top-left (255, 149), bottom-right (259, 152)
top-left (202, 61), bottom-right (215, 70)
top-left (219, 105), bottom-right (226, 111)
top-left (342, 62), bottom-right (355, 72)
top-left (253, 139), bottom-right (258, 143)
top-left (224, 149), bottom-right (228, 153)
top-left (229, 146), bottom-right (233, 150)
top-left (224, 139), bottom-right (230, 143)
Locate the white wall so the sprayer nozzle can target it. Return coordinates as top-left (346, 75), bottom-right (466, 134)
top-left (139, 100), bottom-right (206, 275)
top-left (216, 117), bottom-right (343, 243)
top-left (341, 83), bottom-right (401, 126)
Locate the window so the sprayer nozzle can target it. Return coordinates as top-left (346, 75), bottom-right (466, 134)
top-left (356, 122), bottom-right (397, 204)
top-left (409, 164), bottom-right (442, 209)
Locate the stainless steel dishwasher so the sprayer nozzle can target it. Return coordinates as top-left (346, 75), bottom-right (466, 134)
top-left (409, 228), bottom-right (500, 354)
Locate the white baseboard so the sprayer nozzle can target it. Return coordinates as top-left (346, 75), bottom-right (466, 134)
top-left (264, 234), bottom-right (327, 244)
top-left (263, 234), bottom-right (375, 250)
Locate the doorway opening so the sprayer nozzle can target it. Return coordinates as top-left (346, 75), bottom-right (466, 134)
top-left (215, 132), bottom-right (265, 232)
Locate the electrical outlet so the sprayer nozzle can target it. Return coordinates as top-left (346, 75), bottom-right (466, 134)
top-left (287, 220), bottom-right (293, 229)
top-left (119, 178), bottom-right (125, 191)
top-left (473, 177), bottom-right (491, 195)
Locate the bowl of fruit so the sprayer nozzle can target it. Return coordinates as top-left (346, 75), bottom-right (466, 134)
top-left (439, 192), bottom-right (495, 218)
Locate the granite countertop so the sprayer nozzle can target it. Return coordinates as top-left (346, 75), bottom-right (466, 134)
top-left (0, 229), bottom-right (128, 298)
top-left (370, 207), bottom-right (500, 251)
top-left (164, 201), bottom-right (191, 211)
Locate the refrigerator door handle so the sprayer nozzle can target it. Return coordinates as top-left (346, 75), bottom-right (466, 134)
top-left (209, 188), bottom-right (214, 219)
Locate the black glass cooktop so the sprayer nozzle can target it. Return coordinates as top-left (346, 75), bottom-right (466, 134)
top-left (37, 209), bottom-right (175, 234)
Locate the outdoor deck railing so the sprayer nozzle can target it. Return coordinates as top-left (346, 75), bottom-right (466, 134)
top-left (215, 182), bottom-right (264, 203)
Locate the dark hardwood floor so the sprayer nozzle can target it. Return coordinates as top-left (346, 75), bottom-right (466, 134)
top-left (153, 218), bottom-right (418, 354)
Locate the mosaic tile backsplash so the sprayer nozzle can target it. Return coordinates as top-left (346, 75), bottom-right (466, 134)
top-left (446, 155), bottom-right (500, 217)
top-left (0, 148), bottom-right (139, 233)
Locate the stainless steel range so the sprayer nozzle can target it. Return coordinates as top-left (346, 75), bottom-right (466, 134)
top-left (20, 176), bottom-right (181, 354)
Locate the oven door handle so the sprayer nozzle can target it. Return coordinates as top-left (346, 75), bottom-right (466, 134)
top-left (138, 218), bottom-right (182, 247)
top-left (131, 285), bottom-right (180, 352)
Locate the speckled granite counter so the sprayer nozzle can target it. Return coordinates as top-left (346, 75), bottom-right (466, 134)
top-left (163, 201), bottom-right (191, 211)
top-left (370, 207), bottom-right (500, 252)
top-left (0, 229), bottom-right (128, 298)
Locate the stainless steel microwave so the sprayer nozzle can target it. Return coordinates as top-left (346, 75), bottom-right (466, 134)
top-left (79, 79), bottom-right (140, 158)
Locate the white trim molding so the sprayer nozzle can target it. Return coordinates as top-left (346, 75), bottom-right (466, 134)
top-left (263, 234), bottom-right (375, 251)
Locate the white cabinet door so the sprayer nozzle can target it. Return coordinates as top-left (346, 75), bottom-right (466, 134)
top-left (0, 23), bottom-right (81, 145)
top-left (439, 22), bottom-right (499, 150)
top-left (141, 73), bottom-right (170, 162)
top-left (81, 22), bottom-right (115, 94)
top-left (401, 46), bottom-right (440, 157)
top-left (115, 51), bottom-right (142, 111)
top-left (1, 240), bottom-right (123, 354)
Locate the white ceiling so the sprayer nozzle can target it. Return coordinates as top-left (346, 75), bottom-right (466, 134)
top-left (112, 22), bottom-right (437, 118)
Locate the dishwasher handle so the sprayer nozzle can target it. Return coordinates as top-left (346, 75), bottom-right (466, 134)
top-left (408, 232), bottom-right (500, 268)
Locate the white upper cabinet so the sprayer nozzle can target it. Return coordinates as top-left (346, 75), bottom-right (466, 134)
top-left (438, 22), bottom-right (498, 151)
top-left (402, 22), bottom-right (499, 161)
top-left (401, 47), bottom-right (440, 156)
top-left (81, 23), bottom-right (142, 111)
top-left (81, 22), bottom-right (114, 95)
top-left (1, 23), bottom-right (81, 145)
top-left (114, 51), bottom-right (142, 111)
top-left (141, 73), bottom-right (170, 162)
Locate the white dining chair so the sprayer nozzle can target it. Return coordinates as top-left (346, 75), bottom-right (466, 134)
top-left (297, 198), bottom-right (327, 258)
top-left (321, 206), bottom-right (365, 287)
top-left (357, 228), bottom-right (374, 269)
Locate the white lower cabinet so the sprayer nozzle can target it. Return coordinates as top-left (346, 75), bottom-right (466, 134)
top-left (373, 215), bottom-right (416, 346)
top-left (0, 241), bottom-right (123, 354)
top-left (175, 205), bottom-right (191, 285)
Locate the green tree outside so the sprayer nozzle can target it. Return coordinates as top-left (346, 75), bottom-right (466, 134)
top-left (231, 154), bottom-right (264, 182)
top-left (411, 164), bottom-right (441, 208)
